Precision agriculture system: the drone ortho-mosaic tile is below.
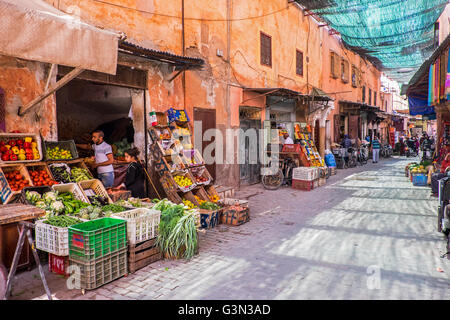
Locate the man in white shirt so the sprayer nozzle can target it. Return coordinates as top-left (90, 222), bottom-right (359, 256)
top-left (77, 130), bottom-right (115, 188)
top-left (283, 132), bottom-right (294, 145)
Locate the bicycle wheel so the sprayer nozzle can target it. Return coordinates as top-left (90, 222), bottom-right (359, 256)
top-left (261, 169), bottom-right (284, 190)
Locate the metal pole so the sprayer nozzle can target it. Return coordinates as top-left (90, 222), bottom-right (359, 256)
top-left (143, 88), bottom-right (149, 198)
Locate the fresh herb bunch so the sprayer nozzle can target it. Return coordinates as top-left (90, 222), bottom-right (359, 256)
top-left (155, 199), bottom-right (198, 260)
top-left (101, 204), bottom-right (127, 213)
top-left (199, 201), bottom-right (220, 210)
top-left (42, 215), bottom-right (83, 227)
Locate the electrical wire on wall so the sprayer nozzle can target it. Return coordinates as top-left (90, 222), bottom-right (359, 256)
top-left (89, 0), bottom-right (289, 22)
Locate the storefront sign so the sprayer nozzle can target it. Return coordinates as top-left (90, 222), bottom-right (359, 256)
top-left (239, 107), bottom-right (261, 120)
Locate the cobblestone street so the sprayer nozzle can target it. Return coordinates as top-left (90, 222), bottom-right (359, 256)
top-left (10, 157), bottom-right (450, 300)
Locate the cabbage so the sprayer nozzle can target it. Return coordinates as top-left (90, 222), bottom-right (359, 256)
top-left (43, 192), bottom-right (58, 203)
top-left (50, 200), bottom-right (65, 213)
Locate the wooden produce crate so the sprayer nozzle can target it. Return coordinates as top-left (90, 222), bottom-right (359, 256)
top-left (67, 159), bottom-right (94, 179)
top-left (192, 186), bottom-right (210, 203)
top-left (181, 191), bottom-right (200, 207)
top-left (171, 170), bottom-right (197, 193)
top-left (25, 162), bottom-right (59, 187)
top-left (0, 132), bottom-right (43, 164)
top-left (165, 190), bottom-right (183, 204)
top-left (0, 164), bottom-right (33, 204)
top-left (204, 184), bottom-right (220, 202)
top-left (220, 203), bottom-right (250, 226)
top-left (78, 179), bottom-right (113, 204)
top-left (107, 189), bottom-right (132, 202)
top-left (189, 166), bottom-right (212, 186)
top-left (199, 209), bottom-right (221, 229)
top-left (159, 173), bottom-right (178, 193)
top-left (128, 238), bottom-right (161, 274)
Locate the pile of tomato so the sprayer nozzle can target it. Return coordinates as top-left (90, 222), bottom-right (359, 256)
top-left (28, 169), bottom-right (58, 186)
top-left (5, 171), bottom-right (31, 191)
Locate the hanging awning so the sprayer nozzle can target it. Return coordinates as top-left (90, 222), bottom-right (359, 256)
top-left (0, 0), bottom-right (120, 75)
top-left (340, 100), bottom-right (380, 113)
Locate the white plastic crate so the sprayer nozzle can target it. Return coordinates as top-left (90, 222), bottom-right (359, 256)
top-left (292, 167), bottom-right (319, 181)
top-left (52, 183), bottom-right (90, 203)
top-left (112, 208), bottom-right (161, 244)
top-left (35, 220), bottom-right (70, 256)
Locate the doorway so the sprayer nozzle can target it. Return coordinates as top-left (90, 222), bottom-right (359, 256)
top-left (193, 108), bottom-right (216, 180)
top-left (239, 115), bottom-right (261, 185)
top-left (314, 119), bottom-right (320, 152)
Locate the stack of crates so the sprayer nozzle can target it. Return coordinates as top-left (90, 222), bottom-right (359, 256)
top-left (291, 167), bottom-right (319, 191)
top-left (68, 217), bottom-right (128, 290)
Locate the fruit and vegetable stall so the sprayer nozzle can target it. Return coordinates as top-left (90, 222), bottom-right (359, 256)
top-left (0, 122), bottom-right (251, 297)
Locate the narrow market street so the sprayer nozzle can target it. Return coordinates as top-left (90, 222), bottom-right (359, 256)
top-left (11, 156), bottom-right (450, 300)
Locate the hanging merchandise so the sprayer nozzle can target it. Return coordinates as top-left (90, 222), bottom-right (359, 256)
top-left (149, 111), bottom-right (157, 126)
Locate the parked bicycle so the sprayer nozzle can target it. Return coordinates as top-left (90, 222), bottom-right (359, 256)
top-left (261, 155), bottom-right (297, 190)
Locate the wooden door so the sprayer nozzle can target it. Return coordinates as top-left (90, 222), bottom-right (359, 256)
top-left (348, 115), bottom-right (359, 140)
top-left (333, 114), bottom-right (340, 142)
top-left (194, 108), bottom-right (216, 180)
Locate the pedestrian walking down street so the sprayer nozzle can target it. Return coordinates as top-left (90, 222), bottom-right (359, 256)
top-left (371, 135), bottom-right (381, 163)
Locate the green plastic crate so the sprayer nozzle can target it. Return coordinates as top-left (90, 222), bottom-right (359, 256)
top-left (68, 218), bottom-right (127, 261)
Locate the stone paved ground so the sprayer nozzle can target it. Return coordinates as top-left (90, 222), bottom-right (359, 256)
top-left (9, 156), bottom-right (450, 300)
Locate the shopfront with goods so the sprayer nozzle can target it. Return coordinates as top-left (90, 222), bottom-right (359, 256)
top-left (0, 104), bottom-right (252, 298)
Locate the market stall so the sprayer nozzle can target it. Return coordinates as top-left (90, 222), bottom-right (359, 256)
top-left (149, 108), bottom-right (250, 229)
top-left (0, 104), bottom-right (252, 296)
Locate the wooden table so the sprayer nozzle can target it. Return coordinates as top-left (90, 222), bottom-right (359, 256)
top-left (0, 204), bottom-right (45, 226)
top-left (0, 204), bottom-right (45, 271)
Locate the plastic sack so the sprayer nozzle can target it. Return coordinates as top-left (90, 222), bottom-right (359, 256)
top-left (325, 153), bottom-right (336, 167)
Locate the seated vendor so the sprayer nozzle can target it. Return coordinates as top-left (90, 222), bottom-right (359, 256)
top-left (283, 132), bottom-right (294, 145)
top-left (117, 147), bottom-right (145, 198)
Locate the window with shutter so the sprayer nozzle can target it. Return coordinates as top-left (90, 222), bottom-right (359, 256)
top-left (260, 32), bottom-right (272, 67)
top-left (368, 88), bottom-right (372, 105)
top-left (296, 50), bottom-right (303, 76)
top-left (351, 66), bottom-right (357, 87)
top-left (362, 86), bottom-right (366, 102)
top-left (330, 52), bottom-right (339, 79)
top-left (341, 59), bottom-right (349, 83)
top-left (374, 91), bottom-right (377, 106)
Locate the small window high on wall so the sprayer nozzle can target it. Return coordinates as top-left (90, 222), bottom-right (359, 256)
top-left (0, 88), bottom-right (5, 132)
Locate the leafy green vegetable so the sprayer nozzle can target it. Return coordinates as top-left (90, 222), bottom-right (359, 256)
top-left (42, 215), bottom-right (83, 227)
top-left (155, 200), bottom-right (198, 260)
top-left (101, 204), bottom-right (127, 213)
top-left (199, 201), bottom-right (220, 210)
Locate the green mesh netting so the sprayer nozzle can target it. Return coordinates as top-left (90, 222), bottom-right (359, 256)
top-left (295, 0), bottom-right (447, 84)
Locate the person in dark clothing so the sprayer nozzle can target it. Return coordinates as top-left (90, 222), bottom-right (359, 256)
top-left (119, 147), bottom-right (146, 198)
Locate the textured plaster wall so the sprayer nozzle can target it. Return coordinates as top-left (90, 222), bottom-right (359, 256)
top-left (0, 55), bottom-right (57, 140)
